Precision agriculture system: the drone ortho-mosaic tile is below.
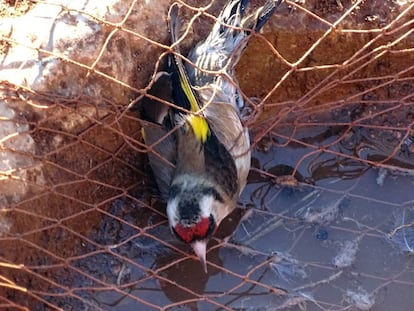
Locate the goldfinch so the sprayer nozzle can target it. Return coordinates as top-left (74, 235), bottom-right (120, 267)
top-left (140, 0), bottom-right (280, 271)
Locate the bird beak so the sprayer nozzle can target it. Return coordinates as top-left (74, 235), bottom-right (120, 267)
top-left (192, 240), bottom-right (207, 273)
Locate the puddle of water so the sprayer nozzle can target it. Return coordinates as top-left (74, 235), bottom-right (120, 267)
top-left (211, 125), bottom-right (414, 310)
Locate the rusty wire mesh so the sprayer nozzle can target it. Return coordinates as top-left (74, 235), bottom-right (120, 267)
top-left (1, 0), bottom-right (414, 310)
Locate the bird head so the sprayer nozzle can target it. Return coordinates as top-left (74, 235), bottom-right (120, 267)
top-left (167, 179), bottom-right (228, 272)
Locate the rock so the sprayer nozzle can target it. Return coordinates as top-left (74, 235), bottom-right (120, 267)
top-left (0, 0), bottom-right (170, 205)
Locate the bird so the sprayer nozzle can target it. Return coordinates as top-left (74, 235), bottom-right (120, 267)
top-left (140, 0), bottom-right (281, 272)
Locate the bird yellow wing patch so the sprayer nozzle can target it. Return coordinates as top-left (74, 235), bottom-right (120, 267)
top-left (176, 57), bottom-right (209, 143)
top-left (187, 114), bottom-right (209, 143)
top-left (169, 3), bottom-right (209, 143)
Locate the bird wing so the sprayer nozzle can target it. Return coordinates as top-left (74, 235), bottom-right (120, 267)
top-left (200, 86), bottom-right (251, 195)
top-left (168, 3), bottom-right (210, 143)
top-left (137, 71), bottom-right (176, 199)
top-left (141, 121), bottom-right (176, 199)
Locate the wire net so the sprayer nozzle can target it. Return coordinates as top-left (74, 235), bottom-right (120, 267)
top-left (1, 0), bottom-right (414, 310)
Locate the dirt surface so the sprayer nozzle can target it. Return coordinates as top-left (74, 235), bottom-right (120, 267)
top-left (0, 0), bottom-right (33, 17)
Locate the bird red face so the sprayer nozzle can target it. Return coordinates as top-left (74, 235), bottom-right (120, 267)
top-left (173, 215), bottom-right (215, 244)
top-left (166, 182), bottom-right (221, 272)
